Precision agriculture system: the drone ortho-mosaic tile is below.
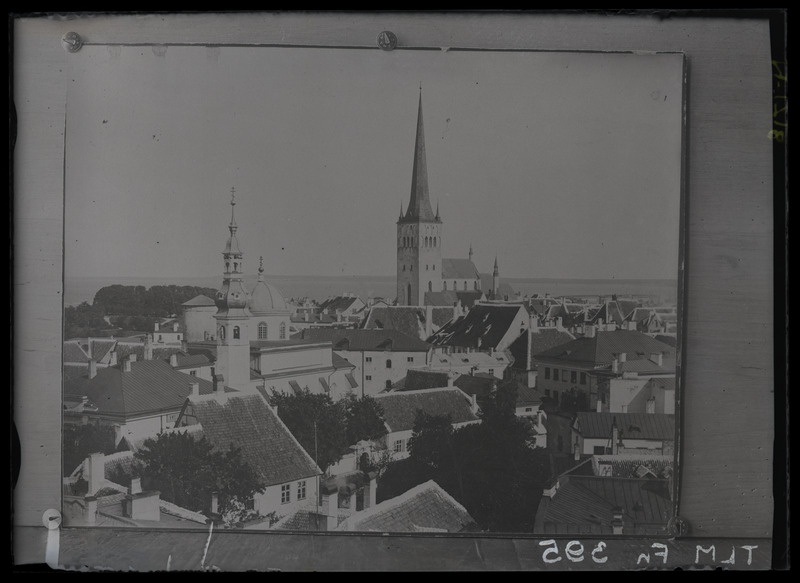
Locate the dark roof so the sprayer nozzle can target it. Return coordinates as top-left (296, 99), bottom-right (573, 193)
top-left (114, 342), bottom-right (145, 362)
top-left (454, 290), bottom-right (484, 309)
top-left (339, 480), bottom-right (476, 533)
top-left (152, 347), bottom-right (184, 360)
top-left (74, 359), bottom-right (224, 417)
top-left (588, 302), bottom-right (626, 326)
top-left (654, 334), bottom-right (677, 348)
top-left (479, 274), bottom-right (516, 299)
top-left (508, 328), bottom-right (576, 370)
top-left (516, 385), bottom-right (543, 407)
top-left (89, 339), bottom-right (117, 362)
top-left (427, 303), bottom-right (526, 349)
top-left (616, 357), bottom-right (676, 375)
top-left (535, 475), bottom-right (672, 535)
top-left (643, 377), bottom-right (676, 393)
top-left (401, 369), bottom-right (450, 392)
top-left (181, 294), bottom-right (216, 307)
top-left (188, 393), bottom-right (321, 487)
top-left (293, 328), bottom-right (431, 352)
top-left (363, 306), bottom-right (453, 339)
top-left (332, 353), bottom-right (355, 370)
top-left (441, 258), bottom-right (480, 280)
top-left (452, 374), bottom-right (497, 401)
top-left (319, 296), bottom-right (360, 313)
top-left (374, 387), bottom-right (479, 432)
top-left (64, 340), bottom-right (90, 364)
top-left (617, 300), bottom-right (640, 320)
top-left (272, 509), bottom-right (330, 532)
top-left (423, 290), bottom-right (459, 307)
top-left (534, 330), bottom-right (676, 366)
top-left (168, 353), bottom-right (211, 368)
top-left (574, 412), bottom-right (675, 441)
top-left (399, 93), bottom-right (438, 224)
top-left (345, 373), bottom-right (359, 389)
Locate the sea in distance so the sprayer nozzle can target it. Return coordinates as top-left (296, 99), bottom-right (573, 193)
top-left (65, 275), bottom-right (679, 308)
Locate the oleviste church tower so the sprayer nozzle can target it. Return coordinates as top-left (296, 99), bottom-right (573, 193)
top-left (397, 90), bottom-right (443, 306)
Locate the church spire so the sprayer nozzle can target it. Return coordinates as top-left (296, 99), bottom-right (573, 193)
top-left (223, 187), bottom-right (242, 256)
top-left (403, 89), bottom-right (437, 223)
top-left (257, 255), bottom-right (265, 281)
top-left (469, 243), bottom-right (474, 262)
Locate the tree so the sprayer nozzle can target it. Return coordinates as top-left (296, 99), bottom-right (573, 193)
top-left (341, 393), bottom-right (387, 446)
top-left (268, 388), bottom-right (349, 471)
top-left (120, 431), bottom-right (265, 525)
top-left (407, 411), bottom-right (456, 472)
top-left (63, 423), bottom-right (117, 477)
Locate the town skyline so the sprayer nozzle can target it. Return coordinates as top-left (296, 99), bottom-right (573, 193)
top-left (64, 47), bottom-right (683, 283)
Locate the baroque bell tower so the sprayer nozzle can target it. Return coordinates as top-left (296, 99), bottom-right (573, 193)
top-left (396, 89), bottom-right (443, 306)
top-left (214, 187), bottom-right (252, 390)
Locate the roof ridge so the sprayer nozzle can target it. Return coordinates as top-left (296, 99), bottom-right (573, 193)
top-left (373, 386), bottom-right (462, 398)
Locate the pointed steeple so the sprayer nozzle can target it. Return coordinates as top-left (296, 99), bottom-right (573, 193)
top-left (493, 255), bottom-right (499, 274)
top-left (403, 89), bottom-right (437, 223)
top-left (399, 201), bottom-right (404, 221)
top-left (492, 255), bottom-right (500, 298)
top-left (468, 243), bottom-right (474, 263)
top-left (224, 187), bottom-right (242, 255)
top-left (435, 201), bottom-right (440, 221)
top-left (257, 255), bottom-right (265, 281)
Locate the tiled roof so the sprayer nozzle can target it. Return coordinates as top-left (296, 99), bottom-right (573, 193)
top-left (373, 387), bottom-right (479, 433)
top-left (181, 294), bottom-right (217, 307)
top-left (332, 353), bottom-right (355, 370)
top-left (516, 385), bottom-right (543, 407)
top-left (89, 339), bottom-right (117, 363)
top-left (617, 357), bottom-right (676, 375)
top-left (168, 353), bottom-right (211, 368)
top-left (574, 412), bottom-right (675, 441)
top-left (653, 335), bottom-right (677, 348)
top-left (363, 306), bottom-right (452, 340)
top-left (453, 374), bottom-right (497, 401)
top-left (188, 393), bottom-right (321, 487)
top-left (534, 330), bottom-right (676, 366)
top-left (401, 369), bottom-right (450, 392)
top-left (535, 475), bottom-right (672, 535)
top-left (293, 328), bottom-right (431, 352)
top-left (114, 343), bottom-right (145, 362)
top-left (454, 290), bottom-right (484, 309)
top-left (592, 455), bottom-right (673, 479)
top-left (319, 296), bottom-right (360, 313)
top-left (441, 258), bottom-right (480, 280)
top-left (643, 377), bottom-right (676, 393)
top-left (423, 290), bottom-right (459, 307)
top-left (75, 360), bottom-right (222, 418)
top-left (617, 300), bottom-right (640, 320)
top-left (271, 509), bottom-right (329, 531)
top-left (152, 347), bottom-right (184, 360)
top-left (508, 328), bottom-right (576, 370)
top-left (64, 340), bottom-right (90, 364)
top-left (336, 480), bottom-right (476, 533)
top-left (427, 304), bottom-right (526, 350)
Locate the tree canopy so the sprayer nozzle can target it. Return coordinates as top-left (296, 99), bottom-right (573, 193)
top-left (269, 389), bottom-right (387, 472)
top-left (63, 423), bottom-right (117, 477)
top-left (110, 431), bottom-right (265, 525)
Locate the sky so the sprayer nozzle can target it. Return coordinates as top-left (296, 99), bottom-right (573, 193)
top-left (64, 46), bottom-right (684, 281)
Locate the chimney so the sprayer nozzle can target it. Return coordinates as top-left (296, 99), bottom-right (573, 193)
top-left (85, 452), bottom-right (105, 496)
top-left (210, 491), bottom-right (219, 515)
top-left (628, 320), bottom-right (637, 331)
top-left (123, 357), bottom-right (132, 373)
top-left (170, 353), bottom-right (179, 367)
top-left (154, 322), bottom-right (159, 332)
top-left (447, 373), bottom-right (454, 388)
top-left (425, 304), bottom-right (433, 339)
top-left (213, 374), bottom-right (223, 393)
top-left (556, 316), bottom-right (563, 330)
top-left (321, 483), bottom-right (339, 532)
top-left (109, 351), bottom-right (118, 366)
top-left (585, 325), bottom-right (596, 338)
top-left (85, 495), bottom-right (98, 525)
top-left (611, 506), bottom-right (624, 535)
top-left (612, 358), bottom-right (619, 374)
top-left (304, 312), bottom-right (309, 322)
top-left (596, 398), bottom-right (603, 413)
top-left (129, 354), bottom-right (138, 363)
top-left (181, 339), bottom-right (188, 353)
top-left (363, 471), bottom-right (378, 510)
top-left (611, 419), bottom-right (620, 455)
top-left (190, 381), bottom-right (200, 397)
top-left (470, 393), bottom-right (478, 414)
top-left (574, 442), bottom-right (581, 461)
top-left (88, 359), bottom-right (98, 379)
top-left (619, 352), bottom-right (627, 363)
top-left (130, 477), bottom-right (142, 495)
top-left (124, 487), bottom-right (161, 522)
top-left (173, 322), bottom-right (179, 332)
top-left (598, 318), bottom-right (604, 327)
top-left (144, 337), bottom-right (153, 360)
top-left (526, 326), bottom-right (533, 372)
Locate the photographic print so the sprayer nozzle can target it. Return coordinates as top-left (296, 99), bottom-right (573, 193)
top-left (60, 44), bottom-right (685, 538)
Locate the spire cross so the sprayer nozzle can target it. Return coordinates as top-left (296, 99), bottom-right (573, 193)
top-left (258, 256), bottom-right (264, 273)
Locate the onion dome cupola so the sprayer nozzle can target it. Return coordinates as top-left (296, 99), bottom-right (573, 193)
top-left (249, 256), bottom-right (290, 315)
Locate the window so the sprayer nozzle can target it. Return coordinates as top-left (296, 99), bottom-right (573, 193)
top-left (394, 439), bottom-right (403, 453)
top-left (443, 281), bottom-right (447, 290)
top-left (525, 407), bottom-right (533, 413)
top-left (279, 322), bottom-right (286, 339)
top-left (280, 484), bottom-right (290, 504)
top-left (428, 281), bottom-right (432, 292)
top-left (580, 372), bottom-right (587, 385)
top-left (562, 369), bottom-right (568, 382)
top-left (258, 323), bottom-right (268, 339)
top-left (410, 265), bottom-right (413, 271)
top-left (432, 264), bottom-right (435, 270)
top-left (297, 481), bottom-right (307, 500)
top-left (158, 335), bottom-right (163, 342)
top-left (385, 380), bottom-right (393, 389)
top-left (426, 264), bottom-right (429, 271)
top-left (189, 370), bottom-right (197, 377)
top-left (463, 281), bottom-right (467, 291)
top-left (571, 371), bottom-right (577, 383)
top-left (386, 359), bottom-right (392, 369)
top-left (594, 446), bottom-right (606, 455)
top-left (544, 389), bottom-right (551, 397)
top-left (488, 368), bottom-right (494, 375)
top-left (177, 334), bottom-right (181, 340)
top-left (402, 265), bottom-right (406, 271)
top-left (366, 375), bottom-right (372, 381)
top-left (544, 367), bottom-right (550, 380)
top-left (474, 281), bottom-right (478, 290)
top-left (553, 369), bottom-right (559, 381)
top-left (365, 356), bottom-right (372, 363)
top-left (245, 498), bottom-right (255, 511)
top-left (233, 326), bottom-right (240, 339)
top-left (407, 357), bottom-right (414, 363)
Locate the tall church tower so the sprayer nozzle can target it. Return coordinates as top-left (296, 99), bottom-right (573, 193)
top-left (397, 90), bottom-right (443, 306)
top-left (214, 188), bottom-right (252, 390)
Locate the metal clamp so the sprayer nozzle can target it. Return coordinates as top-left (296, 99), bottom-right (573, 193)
top-left (61, 32), bottom-right (83, 53)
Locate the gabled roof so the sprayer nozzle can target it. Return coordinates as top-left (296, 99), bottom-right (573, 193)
top-left (508, 328), bottom-right (576, 370)
top-left (423, 290), bottom-right (459, 307)
top-left (71, 359), bottom-right (227, 418)
top-left (362, 306), bottom-right (454, 340)
top-left (643, 377), bottom-right (676, 393)
top-left (293, 328), bottom-right (431, 352)
top-left (441, 258), bottom-right (480, 280)
top-left (319, 296), bottom-right (361, 313)
top-left (373, 387), bottom-right (479, 433)
top-left (454, 290), bottom-right (484, 309)
top-left (516, 385), bottom-right (543, 407)
top-left (331, 353), bottom-right (355, 370)
top-left (535, 475), bottom-right (672, 535)
top-left (427, 303), bottom-right (527, 349)
top-left (336, 480), bottom-right (476, 533)
top-left (64, 340), bottom-right (91, 364)
top-left (574, 412), bottom-right (675, 441)
top-left (181, 294), bottom-right (216, 307)
top-left (617, 300), bottom-right (640, 320)
top-left (89, 339), bottom-right (117, 363)
top-left (534, 330), bottom-right (676, 366)
top-left (187, 393), bottom-right (321, 487)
